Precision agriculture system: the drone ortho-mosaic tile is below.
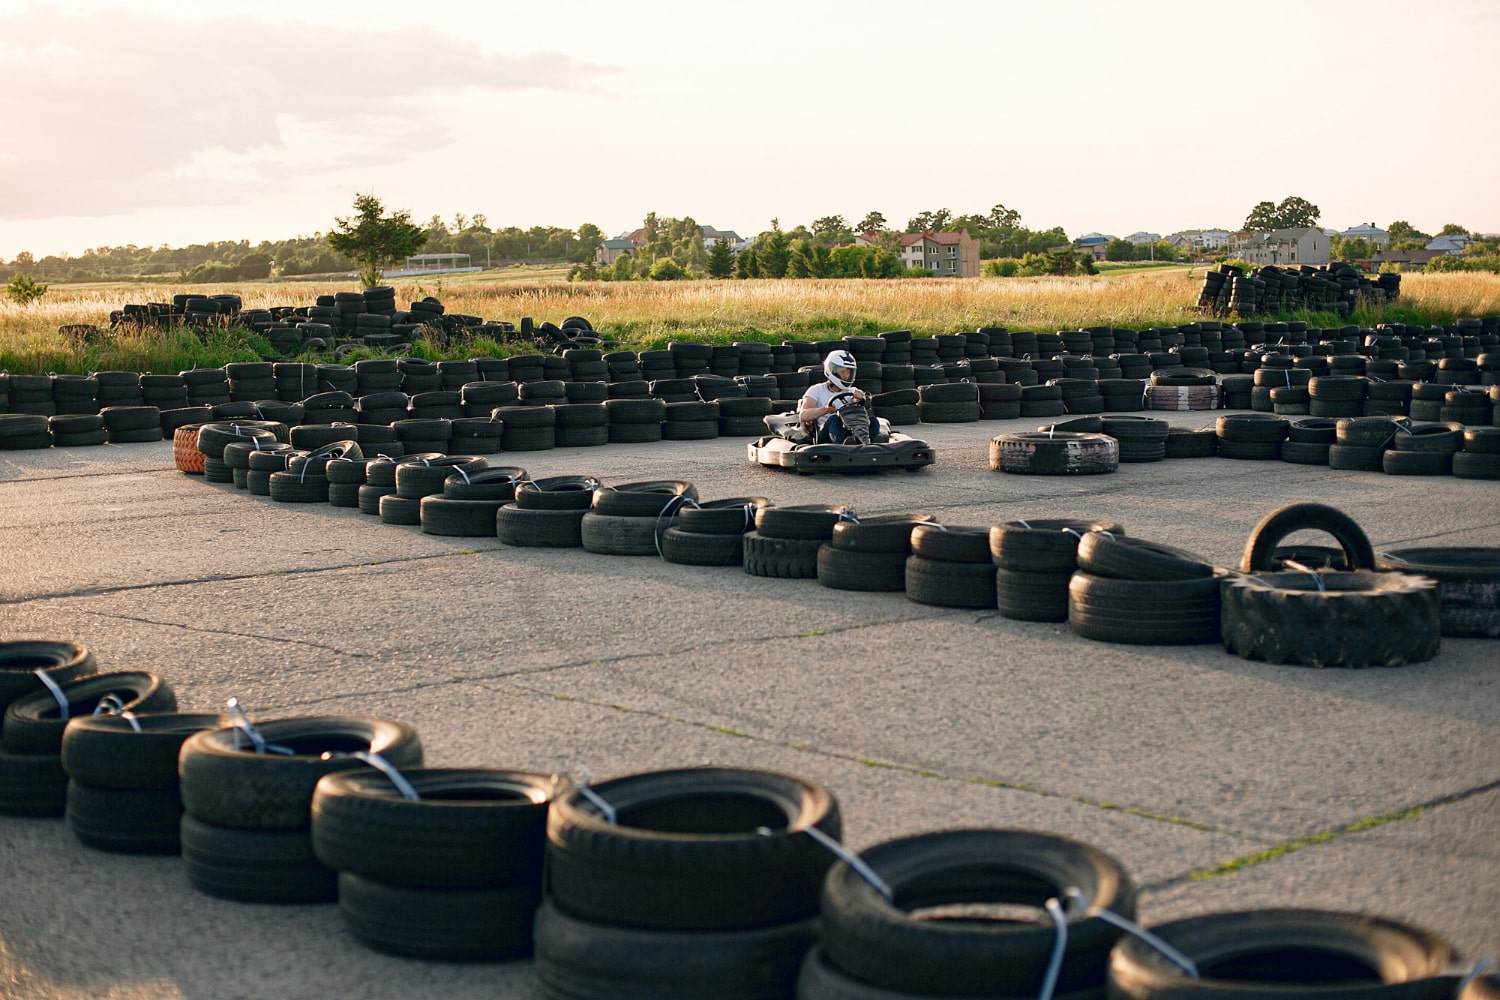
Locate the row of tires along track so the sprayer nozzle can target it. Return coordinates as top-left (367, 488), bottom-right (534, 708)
top-left (2, 640), bottom-right (1497, 999)
top-left (175, 419), bottom-right (1500, 661)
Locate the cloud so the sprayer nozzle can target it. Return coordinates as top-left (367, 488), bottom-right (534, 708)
top-left (0, 6), bottom-right (618, 220)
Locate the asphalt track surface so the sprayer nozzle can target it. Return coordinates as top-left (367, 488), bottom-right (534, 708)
top-left (2, 411), bottom-right (1497, 1000)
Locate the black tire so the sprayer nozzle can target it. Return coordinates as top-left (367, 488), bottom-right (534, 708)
top-left (1239, 502), bottom-right (1376, 573)
top-left (66, 781), bottom-right (183, 854)
top-left (908, 524), bottom-right (991, 564)
top-left (660, 526), bottom-right (745, 566)
top-left (591, 479), bottom-right (699, 517)
top-left (311, 767), bottom-right (552, 888)
top-left (995, 568), bottom-right (1074, 622)
top-left (819, 829), bottom-right (1135, 997)
top-left (395, 455), bottom-right (488, 499)
top-left (1163, 427), bottom-right (1218, 459)
top-left (1327, 443), bottom-right (1386, 471)
top-left (496, 504), bottom-right (588, 547)
top-left (1280, 441), bottom-right (1331, 465)
top-left (61, 711), bottom-right (226, 789)
top-left (1287, 418), bottom-right (1339, 444)
top-left (989, 520), bottom-right (1122, 573)
top-left (604, 397), bottom-right (668, 424)
top-left (0, 747), bottom-right (68, 816)
top-left (1108, 909), bottom-right (1455, 1000)
top-left (418, 496), bottom-right (504, 537)
top-left (916, 400), bottom-right (981, 423)
top-left (179, 813), bottom-right (336, 903)
top-left (379, 494), bottom-right (423, 525)
top-left (534, 899), bottom-right (817, 1000)
top-left (545, 766), bottom-right (840, 932)
top-left (1375, 547), bottom-right (1500, 638)
top-left (178, 717), bottom-right (424, 831)
top-left (817, 544), bottom-right (907, 592)
top-left (1336, 416), bottom-right (1406, 447)
top-left (442, 465), bottom-right (529, 500)
top-left (1220, 571), bottom-right (1441, 667)
top-left (742, 531), bottom-right (823, 578)
top-left (337, 872), bottom-right (539, 962)
top-left (4, 672), bottom-right (176, 754)
top-left (502, 424), bottom-right (556, 451)
top-left (580, 512), bottom-right (666, 556)
top-left (1216, 438), bottom-right (1283, 460)
top-left (829, 514), bottom-right (936, 554)
top-left (515, 475), bottom-right (600, 510)
top-left (1069, 573), bottom-right (1223, 645)
top-left (357, 484), bottom-right (394, 514)
top-left (1382, 449), bottom-right (1450, 476)
top-left (796, 944), bottom-right (1107, 1000)
top-left (268, 471), bottom-right (330, 503)
top-left (1453, 451), bottom-right (1500, 480)
top-left (675, 497), bottom-right (770, 535)
top-left (990, 432), bottom-right (1118, 475)
top-left (0, 641), bottom-right (96, 716)
top-left (609, 421), bottom-right (664, 443)
top-left (904, 556), bottom-right (996, 609)
top-left (1076, 532), bottom-right (1215, 581)
top-left (755, 504), bottom-right (853, 541)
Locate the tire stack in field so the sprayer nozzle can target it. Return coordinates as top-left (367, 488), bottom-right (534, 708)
top-left (0, 641), bottom-right (99, 817)
top-left (817, 513), bottom-right (933, 593)
top-left (1215, 413), bottom-right (1289, 460)
top-left (800, 829), bottom-right (1136, 1000)
top-left (311, 767), bottom-right (552, 961)
top-left (744, 505), bottom-right (851, 579)
top-left (605, 396), bottom-right (667, 443)
top-left (904, 523), bottom-right (996, 609)
top-left (990, 431), bottom-right (1119, 476)
top-left (534, 767), bottom-right (838, 1000)
top-left (992, 519), bottom-right (1122, 622)
top-left (581, 480), bottom-right (698, 556)
top-left (417, 465), bottom-right (527, 537)
top-left (384, 455), bottom-right (486, 526)
top-left (659, 497), bottom-right (768, 568)
top-left (496, 475), bottom-right (600, 548)
top-left (1069, 532), bottom-right (1223, 646)
top-left (177, 716), bottom-right (424, 904)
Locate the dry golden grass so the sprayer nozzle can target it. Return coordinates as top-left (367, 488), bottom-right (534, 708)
top-left (2, 271), bottom-right (1496, 373)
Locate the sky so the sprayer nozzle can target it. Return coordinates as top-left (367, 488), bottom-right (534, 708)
top-left (2, 0), bottom-right (1498, 261)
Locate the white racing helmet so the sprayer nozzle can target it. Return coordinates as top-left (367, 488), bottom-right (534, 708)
top-left (824, 349), bottom-right (858, 391)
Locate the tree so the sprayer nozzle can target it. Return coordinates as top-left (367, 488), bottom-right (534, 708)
top-left (1387, 220), bottom-right (1429, 244)
top-left (1242, 196), bottom-right (1321, 232)
top-left (907, 208), bottom-right (952, 232)
top-left (1439, 222), bottom-right (1471, 237)
top-left (576, 223), bottom-right (604, 260)
top-left (787, 240), bottom-right (815, 278)
top-left (327, 193), bottom-right (427, 288)
top-left (649, 259), bottom-right (687, 280)
top-left (5, 272), bottom-right (46, 305)
top-left (811, 215), bottom-right (852, 245)
top-left (706, 239), bottom-right (734, 278)
top-left (734, 247), bottom-right (757, 279)
top-left (1332, 236), bottom-right (1370, 262)
top-left (610, 251), bottom-right (636, 281)
top-left (856, 211), bottom-right (887, 233)
top-left (757, 219), bottom-right (792, 278)
top-left (1105, 238), bottom-right (1135, 262)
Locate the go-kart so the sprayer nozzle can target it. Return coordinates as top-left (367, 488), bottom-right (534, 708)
top-left (747, 392), bottom-right (935, 474)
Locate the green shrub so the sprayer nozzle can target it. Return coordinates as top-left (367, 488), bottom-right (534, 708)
top-left (983, 259), bottom-right (1020, 277)
top-left (5, 273), bottom-right (46, 305)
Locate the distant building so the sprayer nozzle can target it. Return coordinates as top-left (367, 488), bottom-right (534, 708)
top-left (1240, 227), bottom-right (1331, 266)
top-left (1071, 232), bottom-right (1115, 261)
top-left (1370, 249), bottom-right (1446, 270)
top-left (898, 230), bottom-right (980, 277)
top-left (1339, 223), bottom-right (1390, 247)
top-left (1425, 234), bottom-right (1468, 254)
top-left (597, 225), bottom-right (747, 264)
top-left (593, 238), bottom-right (636, 266)
top-left (1126, 231), bottom-right (1161, 245)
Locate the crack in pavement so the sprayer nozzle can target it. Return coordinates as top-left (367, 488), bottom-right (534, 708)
top-left (77, 610), bottom-right (383, 659)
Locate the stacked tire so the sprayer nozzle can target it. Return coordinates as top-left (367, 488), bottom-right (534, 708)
top-left (496, 476), bottom-right (600, 548)
top-left (581, 480), bottom-right (698, 555)
top-left (744, 505), bottom-right (852, 579)
top-left (312, 767), bottom-right (552, 961)
top-left (418, 465), bottom-right (527, 537)
top-left (660, 497), bottom-right (769, 567)
top-left (177, 716), bottom-right (423, 903)
top-left (802, 829), bottom-right (1136, 1000)
top-left (0, 641), bottom-right (98, 816)
top-left (534, 767), bottom-right (838, 1000)
top-left (992, 519), bottom-right (1122, 622)
top-left (818, 514), bottom-right (934, 592)
top-left (904, 523), bottom-right (996, 609)
top-left (990, 432), bottom-right (1119, 476)
top-left (1070, 533), bottom-right (1223, 645)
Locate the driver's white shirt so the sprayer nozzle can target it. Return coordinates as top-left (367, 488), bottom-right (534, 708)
top-left (801, 381), bottom-right (850, 429)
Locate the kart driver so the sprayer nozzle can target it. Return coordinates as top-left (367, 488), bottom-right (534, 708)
top-left (799, 349), bottom-right (867, 444)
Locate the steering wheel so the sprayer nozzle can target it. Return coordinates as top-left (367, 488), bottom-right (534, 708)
top-left (828, 390), bottom-right (863, 408)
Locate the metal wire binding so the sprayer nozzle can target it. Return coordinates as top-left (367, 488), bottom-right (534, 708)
top-left (1060, 526), bottom-right (1084, 540)
top-left (1455, 957), bottom-right (1495, 997)
top-left (836, 508), bottom-right (859, 523)
top-left (653, 495), bottom-right (699, 561)
top-left (571, 767), bottom-right (617, 824)
top-left (453, 466), bottom-right (472, 485)
top-left (1064, 887), bottom-right (1198, 976)
top-left (92, 693), bottom-right (128, 718)
top-left (225, 697), bottom-right (293, 755)
top-left (1038, 896), bottom-right (1071, 1000)
top-left (779, 824), bottom-right (895, 903)
top-left (324, 750), bottom-right (421, 801)
top-left (32, 669), bottom-right (69, 721)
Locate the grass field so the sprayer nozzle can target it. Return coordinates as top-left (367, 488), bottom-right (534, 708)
top-left (2, 270), bottom-right (1497, 375)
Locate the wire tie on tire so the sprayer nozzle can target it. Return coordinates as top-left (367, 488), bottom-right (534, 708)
top-left (453, 466), bottom-right (472, 485)
top-left (92, 693), bottom-right (127, 718)
top-left (1456, 958), bottom-right (1495, 997)
top-left (226, 697), bottom-right (293, 755)
top-left (33, 669), bottom-right (70, 720)
top-left (1060, 527), bottom-right (1083, 540)
top-left (320, 750), bottom-right (420, 801)
top-left (1038, 895), bottom-right (1071, 1000)
top-left (1063, 888), bottom-right (1199, 977)
top-left (570, 767), bottom-right (617, 824)
top-left (782, 824), bottom-right (895, 903)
